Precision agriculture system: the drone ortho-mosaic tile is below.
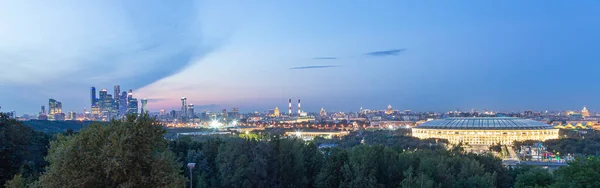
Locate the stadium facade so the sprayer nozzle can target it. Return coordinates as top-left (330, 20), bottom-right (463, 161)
top-left (412, 117), bottom-right (559, 145)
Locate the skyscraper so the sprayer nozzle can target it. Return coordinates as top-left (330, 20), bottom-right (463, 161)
top-left (90, 87), bottom-right (97, 107)
top-left (119, 91), bottom-right (128, 116)
top-left (114, 85), bottom-right (120, 101)
top-left (49, 98), bottom-right (57, 115)
top-left (141, 98), bottom-right (148, 114)
top-left (181, 97), bottom-right (187, 117)
top-left (187, 104), bottom-right (195, 118)
top-left (114, 85), bottom-right (120, 112)
top-left (41, 105), bottom-right (45, 115)
top-left (127, 98), bottom-right (138, 114)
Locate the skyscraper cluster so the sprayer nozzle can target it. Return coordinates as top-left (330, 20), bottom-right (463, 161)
top-left (47, 98), bottom-right (64, 120)
top-left (90, 85), bottom-right (139, 120)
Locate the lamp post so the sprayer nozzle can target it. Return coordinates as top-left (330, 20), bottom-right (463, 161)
top-left (187, 163), bottom-right (196, 188)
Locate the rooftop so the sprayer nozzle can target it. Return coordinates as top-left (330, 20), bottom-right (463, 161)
top-left (415, 117), bottom-right (554, 130)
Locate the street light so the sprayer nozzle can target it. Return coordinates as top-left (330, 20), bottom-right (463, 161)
top-left (187, 163), bottom-right (196, 188)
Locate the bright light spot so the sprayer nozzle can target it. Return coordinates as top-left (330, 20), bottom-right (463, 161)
top-left (232, 120), bottom-right (238, 126)
top-left (388, 125), bottom-right (393, 130)
top-left (405, 125), bottom-right (410, 129)
top-left (245, 131), bottom-right (249, 135)
top-left (295, 131), bottom-right (302, 137)
top-left (210, 120), bottom-right (220, 128)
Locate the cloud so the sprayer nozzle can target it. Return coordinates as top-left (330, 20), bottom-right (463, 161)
top-left (365, 49), bottom-right (406, 57)
top-left (313, 57), bottom-right (337, 60)
top-left (290, 65), bottom-right (338, 70)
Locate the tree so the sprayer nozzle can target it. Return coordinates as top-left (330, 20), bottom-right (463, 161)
top-left (38, 114), bottom-right (186, 187)
top-left (552, 156), bottom-right (600, 188)
top-left (514, 167), bottom-right (554, 188)
top-left (0, 113), bottom-right (50, 186)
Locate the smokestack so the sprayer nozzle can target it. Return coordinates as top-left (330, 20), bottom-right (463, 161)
top-left (288, 99), bottom-right (292, 115)
top-left (298, 99), bottom-right (301, 115)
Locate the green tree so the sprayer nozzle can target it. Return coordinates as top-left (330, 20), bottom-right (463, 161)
top-left (514, 167), bottom-right (554, 188)
top-left (552, 156), bottom-right (600, 188)
top-left (38, 114), bottom-right (185, 187)
top-left (0, 113), bottom-right (50, 186)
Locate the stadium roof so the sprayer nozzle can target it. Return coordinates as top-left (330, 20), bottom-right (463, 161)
top-left (415, 117), bottom-right (555, 130)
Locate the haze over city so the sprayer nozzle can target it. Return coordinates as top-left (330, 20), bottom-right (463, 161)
top-left (1, 0), bottom-right (599, 114)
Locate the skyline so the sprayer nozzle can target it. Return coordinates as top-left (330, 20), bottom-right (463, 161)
top-left (2, 0), bottom-right (600, 113)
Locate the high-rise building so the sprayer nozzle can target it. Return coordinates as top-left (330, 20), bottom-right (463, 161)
top-left (222, 109), bottom-right (228, 121)
top-left (187, 104), bottom-right (195, 118)
top-left (160, 109), bottom-right (166, 116)
top-left (90, 87), bottom-right (97, 107)
top-left (114, 85), bottom-right (120, 112)
top-left (181, 97), bottom-right (187, 117)
top-left (49, 98), bottom-right (58, 115)
top-left (128, 89), bottom-right (133, 100)
top-left (41, 105), bottom-right (46, 115)
top-left (114, 85), bottom-right (120, 101)
top-left (127, 98), bottom-right (138, 114)
top-left (119, 91), bottom-right (128, 116)
top-left (141, 98), bottom-right (148, 114)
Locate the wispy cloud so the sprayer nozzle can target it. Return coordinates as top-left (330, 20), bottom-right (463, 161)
top-left (313, 57), bottom-right (337, 60)
top-left (365, 49), bottom-right (406, 57)
top-left (290, 65), bottom-right (338, 70)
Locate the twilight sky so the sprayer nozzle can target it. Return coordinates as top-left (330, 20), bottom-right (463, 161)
top-left (1, 0), bottom-right (599, 114)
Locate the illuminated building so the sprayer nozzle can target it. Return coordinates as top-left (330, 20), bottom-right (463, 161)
top-left (187, 104), bottom-right (195, 118)
top-left (285, 130), bottom-right (349, 141)
top-left (412, 117), bottom-right (559, 146)
top-left (222, 109), bottom-right (228, 120)
top-left (554, 122), bottom-right (594, 129)
top-left (320, 107), bottom-right (327, 116)
top-left (385, 105), bottom-right (394, 115)
top-left (273, 107), bottom-right (280, 117)
top-left (127, 97), bottom-right (138, 114)
top-left (181, 97), bottom-right (187, 117)
top-left (231, 108), bottom-right (239, 119)
top-left (582, 106), bottom-right (590, 118)
top-left (48, 98), bottom-right (62, 115)
top-left (141, 98), bottom-right (148, 114)
top-left (160, 109), bottom-right (166, 116)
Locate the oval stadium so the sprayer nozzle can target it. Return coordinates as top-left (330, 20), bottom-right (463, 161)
top-left (412, 117), bottom-right (559, 145)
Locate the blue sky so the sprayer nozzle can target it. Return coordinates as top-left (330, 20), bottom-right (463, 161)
top-left (1, 0), bottom-right (599, 114)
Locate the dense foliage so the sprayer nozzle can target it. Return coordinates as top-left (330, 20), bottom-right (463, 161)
top-left (37, 114), bottom-right (186, 187)
top-left (515, 130), bottom-right (600, 156)
top-left (0, 113), bottom-right (51, 186)
top-left (169, 135), bottom-right (511, 188)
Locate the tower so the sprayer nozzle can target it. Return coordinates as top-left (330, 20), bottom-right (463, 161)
top-left (187, 104), bottom-right (195, 118)
top-left (141, 98), bottom-right (148, 114)
top-left (49, 98), bottom-right (57, 115)
top-left (41, 105), bottom-right (45, 115)
top-left (90, 87), bottom-right (97, 107)
top-left (288, 99), bottom-right (292, 115)
top-left (181, 97), bottom-right (187, 117)
top-left (114, 85), bottom-right (120, 101)
top-left (297, 99), bottom-right (301, 115)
